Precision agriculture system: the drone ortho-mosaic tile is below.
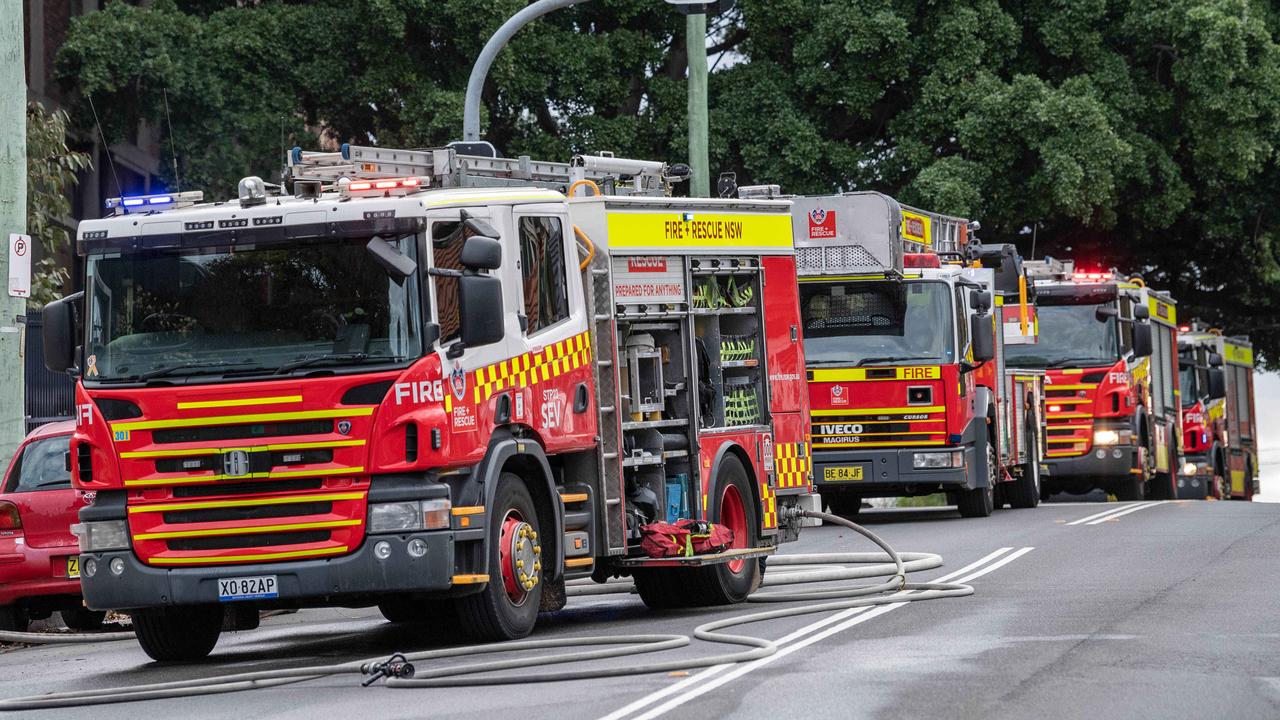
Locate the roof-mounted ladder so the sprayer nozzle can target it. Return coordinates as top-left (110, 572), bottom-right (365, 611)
top-left (286, 144), bottom-right (680, 197)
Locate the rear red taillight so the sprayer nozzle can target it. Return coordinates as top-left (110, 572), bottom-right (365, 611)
top-left (0, 501), bottom-right (21, 531)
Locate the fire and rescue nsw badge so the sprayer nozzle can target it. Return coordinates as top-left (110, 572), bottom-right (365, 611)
top-left (450, 361), bottom-right (467, 401)
top-left (830, 384), bottom-right (849, 406)
top-left (808, 208), bottom-right (836, 239)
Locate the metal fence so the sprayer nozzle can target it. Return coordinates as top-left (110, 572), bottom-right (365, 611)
top-left (24, 311), bottom-right (75, 433)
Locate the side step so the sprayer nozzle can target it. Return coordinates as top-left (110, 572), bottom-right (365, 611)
top-left (612, 546), bottom-right (775, 569)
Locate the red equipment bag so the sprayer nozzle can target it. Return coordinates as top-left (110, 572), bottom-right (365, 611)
top-left (640, 519), bottom-right (735, 558)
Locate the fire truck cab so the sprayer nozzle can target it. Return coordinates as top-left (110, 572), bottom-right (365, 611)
top-left (1010, 260), bottom-right (1181, 500)
top-left (787, 192), bottom-right (1043, 518)
top-left (1177, 325), bottom-right (1258, 500)
top-left (42, 145), bottom-right (812, 661)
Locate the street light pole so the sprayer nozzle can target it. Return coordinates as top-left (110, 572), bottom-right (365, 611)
top-left (0, 4), bottom-right (27, 457)
top-left (686, 11), bottom-right (709, 197)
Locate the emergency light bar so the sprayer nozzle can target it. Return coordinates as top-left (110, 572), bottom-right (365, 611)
top-left (105, 190), bottom-right (204, 212)
top-left (1072, 271), bottom-right (1113, 282)
top-left (339, 176), bottom-right (428, 198)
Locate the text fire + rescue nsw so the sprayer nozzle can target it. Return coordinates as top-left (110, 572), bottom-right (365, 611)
top-left (664, 219), bottom-right (745, 241)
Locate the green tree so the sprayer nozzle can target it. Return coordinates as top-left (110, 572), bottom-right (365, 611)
top-left (55, 0), bottom-right (1280, 364)
top-left (26, 102), bottom-right (92, 308)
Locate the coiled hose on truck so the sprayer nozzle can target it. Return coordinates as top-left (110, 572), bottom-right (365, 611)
top-left (0, 511), bottom-right (974, 711)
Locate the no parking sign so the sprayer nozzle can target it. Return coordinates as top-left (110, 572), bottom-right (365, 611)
top-left (8, 233), bottom-right (30, 298)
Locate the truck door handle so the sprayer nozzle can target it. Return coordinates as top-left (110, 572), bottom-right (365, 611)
top-left (574, 383), bottom-right (590, 414)
top-left (790, 325), bottom-right (798, 342)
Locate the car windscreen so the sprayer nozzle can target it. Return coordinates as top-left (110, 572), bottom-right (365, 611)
top-left (5, 435), bottom-right (71, 493)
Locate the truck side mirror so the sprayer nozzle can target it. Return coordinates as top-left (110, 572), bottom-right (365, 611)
top-left (463, 216), bottom-right (501, 242)
top-left (1133, 305), bottom-right (1150, 321)
top-left (1132, 322), bottom-right (1153, 358)
top-left (457, 274), bottom-right (504, 350)
top-left (970, 313), bottom-right (995, 363)
top-left (43, 292), bottom-right (82, 374)
top-left (1208, 352), bottom-right (1223, 367)
top-left (365, 236), bottom-right (416, 284)
top-left (460, 235), bottom-right (502, 271)
top-left (1207, 368), bottom-right (1226, 400)
top-left (1095, 305), bottom-right (1119, 322)
top-left (969, 289), bottom-right (992, 314)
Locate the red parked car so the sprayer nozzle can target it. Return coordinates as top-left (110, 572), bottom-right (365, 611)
top-left (0, 421), bottom-right (104, 632)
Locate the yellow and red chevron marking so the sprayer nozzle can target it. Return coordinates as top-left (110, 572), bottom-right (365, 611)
top-left (775, 441), bottom-right (811, 489)
top-left (472, 331), bottom-right (592, 404)
top-left (760, 480), bottom-right (778, 530)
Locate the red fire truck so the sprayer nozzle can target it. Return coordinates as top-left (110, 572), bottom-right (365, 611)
top-left (1010, 260), bottom-right (1182, 500)
top-left (42, 145), bottom-right (813, 661)
top-left (1177, 326), bottom-right (1259, 500)
top-left (779, 191), bottom-right (1043, 518)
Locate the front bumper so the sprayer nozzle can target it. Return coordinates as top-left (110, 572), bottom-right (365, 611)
top-left (1042, 444), bottom-right (1138, 488)
top-left (812, 446), bottom-right (976, 498)
top-left (0, 541), bottom-right (83, 605)
top-left (1176, 453), bottom-right (1212, 499)
top-left (79, 532), bottom-right (459, 611)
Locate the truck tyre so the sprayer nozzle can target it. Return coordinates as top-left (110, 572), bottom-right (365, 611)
top-left (61, 607), bottom-right (106, 631)
top-left (825, 493), bottom-right (862, 517)
top-left (1006, 427), bottom-right (1041, 509)
top-left (1115, 473), bottom-right (1145, 501)
top-left (1243, 459), bottom-right (1256, 500)
top-left (377, 595), bottom-right (457, 625)
top-left (956, 440), bottom-right (995, 518)
top-left (132, 605), bottom-right (223, 662)
top-left (635, 454), bottom-right (762, 608)
top-left (456, 472), bottom-right (542, 641)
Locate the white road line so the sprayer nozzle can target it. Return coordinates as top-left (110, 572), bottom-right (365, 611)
top-left (1084, 500), bottom-right (1167, 525)
top-left (598, 547), bottom-right (1024, 720)
top-left (1066, 502), bottom-right (1148, 525)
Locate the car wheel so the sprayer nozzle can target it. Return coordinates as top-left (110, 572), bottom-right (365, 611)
top-left (0, 605), bottom-right (28, 633)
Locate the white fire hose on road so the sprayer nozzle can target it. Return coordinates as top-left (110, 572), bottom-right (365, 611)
top-left (0, 511), bottom-right (973, 710)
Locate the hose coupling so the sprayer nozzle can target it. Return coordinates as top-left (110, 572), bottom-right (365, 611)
top-left (361, 652), bottom-right (416, 687)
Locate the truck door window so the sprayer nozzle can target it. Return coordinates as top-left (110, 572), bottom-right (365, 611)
top-left (1233, 365), bottom-right (1251, 440)
top-left (1160, 328), bottom-right (1176, 411)
top-left (1150, 326), bottom-right (1167, 415)
top-left (430, 221), bottom-right (468, 345)
top-left (1119, 297), bottom-right (1133, 350)
top-left (517, 216), bottom-right (570, 335)
top-left (954, 285), bottom-right (969, 357)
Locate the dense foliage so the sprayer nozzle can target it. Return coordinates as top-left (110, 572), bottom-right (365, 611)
top-left (55, 0), bottom-right (1280, 364)
top-left (27, 102), bottom-right (92, 307)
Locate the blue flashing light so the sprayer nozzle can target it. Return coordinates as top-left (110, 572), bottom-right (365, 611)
top-left (105, 190), bottom-right (204, 212)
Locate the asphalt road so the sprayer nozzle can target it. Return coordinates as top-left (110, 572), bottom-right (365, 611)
top-left (3, 497), bottom-right (1278, 720)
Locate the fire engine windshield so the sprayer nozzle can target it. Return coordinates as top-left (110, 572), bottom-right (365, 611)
top-left (1004, 304), bottom-right (1118, 368)
top-left (800, 280), bottom-right (956, 366)
top-left (1179, 364), bottom-right (1201, 407)
top-left (83, 236), bottom-right (423, 382)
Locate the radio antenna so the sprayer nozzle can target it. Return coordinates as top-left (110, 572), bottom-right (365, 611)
top-left (86, 93), bottom-right (122, 200)
top-left (162, 88), bottom-right (180, 191)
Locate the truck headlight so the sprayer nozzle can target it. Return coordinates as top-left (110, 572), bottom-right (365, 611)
top-left (369, 499), bottom-right (452, 533)
top-left (1093, 429), bottom-right (1121, 446)
top-left (70, 520), bottom-right (130, 552)
top-left (914, 450), bottom-right (963, 469)
top-left (1182, 462), bottom-right (1198, 476)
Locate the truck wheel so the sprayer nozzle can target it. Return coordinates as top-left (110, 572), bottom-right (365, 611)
top-left (61, 607), bottom-right (106, 631)
top-left (635, 454), bottom-right (762, 608)
top-left (1243, 460), bottom-right (1256, 500)
top-left (1114, 473), bottom-right (1145, 501)
top-left (456, 472), bottom-right (542, 641)
top-left (132, 605), bottom-right (222, 662)
top-left (825, 493), bottom-right (862, 517)
top-left (0, 605), bottom-right (28, 633)
top-left (1007, 428), bottom-right (1041, 509)
top-left (956, 440), bottom-right (995, 518)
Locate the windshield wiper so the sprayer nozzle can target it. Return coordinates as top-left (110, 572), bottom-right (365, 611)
top-left (133, 360), bottom-right (266, 382)
top-left (1046, 357), bottom-right (1112, 369)
top-left (856, 356), bottom-right (909, 367)
top-left (274, 352), bottom-right (404, 375)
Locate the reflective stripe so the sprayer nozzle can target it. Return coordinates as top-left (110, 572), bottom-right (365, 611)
top-left (124, 466), bottom-right (365, 488)
top-left (120, 439), bottom-right (366, 460)
top-left (111, 407), bottom-right (374, 432)
top-left (134, 519), bottom-right (361, 541)
top-left (812, 406), bottom-right (944, 417)
top-left (176, 395), bottom-right (303, 410)
top-left (452, 574), bottom-right (490, 584)
top-left (128, 492), bottom-right (365, 514)
top-left (148, 545), bottom-right (349, 565)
